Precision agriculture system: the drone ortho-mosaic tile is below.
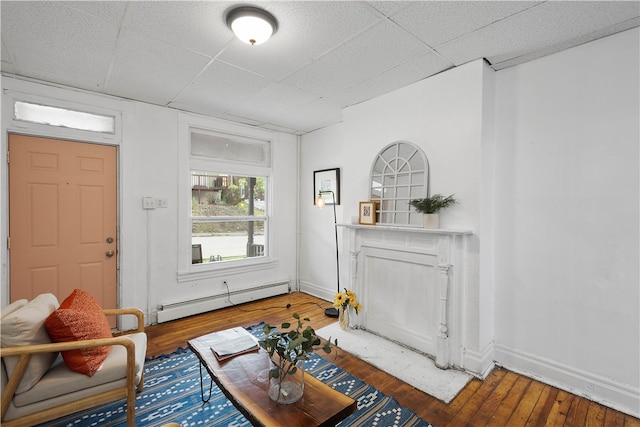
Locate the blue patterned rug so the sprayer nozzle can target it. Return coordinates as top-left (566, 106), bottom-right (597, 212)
top-left (38, 324), bottom-right (434, 427)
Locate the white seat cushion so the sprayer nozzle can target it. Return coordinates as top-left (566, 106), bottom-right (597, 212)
top-left (12, 332), bottom-right (147, 407)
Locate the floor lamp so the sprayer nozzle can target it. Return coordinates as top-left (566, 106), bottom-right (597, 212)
top-left (316, 190), bottom-right (340, 318)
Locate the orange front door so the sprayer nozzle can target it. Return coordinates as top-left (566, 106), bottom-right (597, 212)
top-left (8, 134), bottom-right (117, 312)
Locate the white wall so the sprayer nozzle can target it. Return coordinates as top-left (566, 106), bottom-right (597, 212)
top-left (493, 28), bottom-right (639, 416)
top-left (1, 77), bottom-right (299, 326)
top-left (298, 123), bottom-right (346, 301)
top-left (300, 59), bottom-right (496, 376)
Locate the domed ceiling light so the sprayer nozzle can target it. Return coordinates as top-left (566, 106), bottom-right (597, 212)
top-left (226, 6), bottom-right (278, 46)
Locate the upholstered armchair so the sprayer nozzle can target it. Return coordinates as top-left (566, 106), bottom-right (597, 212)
top-left (1, 291), bottom-right (147, 427)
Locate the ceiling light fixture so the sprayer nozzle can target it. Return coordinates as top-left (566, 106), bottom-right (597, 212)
top-left (226, 6), bottom-right (277, 46)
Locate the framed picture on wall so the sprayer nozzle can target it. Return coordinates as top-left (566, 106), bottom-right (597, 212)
top-left (359, 201), bottom-right (376, 225)
top-left (313, 168), bottom-right (340, 205)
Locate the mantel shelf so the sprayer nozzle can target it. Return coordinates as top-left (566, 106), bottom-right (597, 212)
top-left (337, 223), bottom-right (473, 236)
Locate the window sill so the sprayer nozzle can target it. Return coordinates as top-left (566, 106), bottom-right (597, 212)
top-left (177, 257), bottom-right (278, 283)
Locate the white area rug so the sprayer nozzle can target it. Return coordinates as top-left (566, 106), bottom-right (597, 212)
top-left (317, 323), bottom-right (472, 403)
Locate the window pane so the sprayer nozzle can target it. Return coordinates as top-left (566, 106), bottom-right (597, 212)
top-left (395, 212), bottom-right (409, 224)
top-left (383, 175), bottom-right (395, 186)
top-left (192, 221), bottom-right (265, 263)
top-left (398, 144), bottom-right (417, 160)
top-left (14, 101), bottom-right (115, 133)
top-left (372, 158), bottom-right (386, 174)
top-left (191, 171), bottom-right (267, 264)
top-left (396, 186), bottom-right (409, 198)
top-left (398, 159), bottom-right (410, 173)
top-left (380, 212), bottom-right (394, 223)
top-left (192, 173), bottom-right (266, 217)
top-left (382, 187), bottom-right (395, 199)
top-left (191, 130), bottom-right (270, 166)
top-left (411, 172), bottom-right (424, 185)
top-left (410, 186), bottom-right (423, 198)
top-left (397, 173), bottom-right (410, 186)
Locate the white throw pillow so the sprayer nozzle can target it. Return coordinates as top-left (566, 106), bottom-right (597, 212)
top-left (1, 299), bottom-right (28, 319)
top-left (1, 293), bottom-right (59, 394)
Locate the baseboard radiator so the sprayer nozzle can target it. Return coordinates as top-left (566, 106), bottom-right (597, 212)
top-left (156, 281), bottom-right (290, 323)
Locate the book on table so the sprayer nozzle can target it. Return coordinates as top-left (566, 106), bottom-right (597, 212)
top-left (207, 326), bottom-right (260, 361)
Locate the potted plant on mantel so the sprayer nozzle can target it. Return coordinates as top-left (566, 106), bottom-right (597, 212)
top-left (259, 313), bottom-right (336, 404)
top-left (409, 193), bottom-right (458, 229)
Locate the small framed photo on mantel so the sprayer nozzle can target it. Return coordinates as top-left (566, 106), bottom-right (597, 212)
top-left (359, 201), bottom-right (376, 225)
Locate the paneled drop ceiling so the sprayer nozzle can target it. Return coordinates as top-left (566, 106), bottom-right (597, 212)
top-left (2, 1), bottom-right (638, 134)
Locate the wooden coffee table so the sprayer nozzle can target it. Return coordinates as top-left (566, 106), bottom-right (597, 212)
top-left (188, 330), bottom-right (356, 427)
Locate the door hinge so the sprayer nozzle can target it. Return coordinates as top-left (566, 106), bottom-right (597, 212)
top-left (6, 150), bottom-right (8, 164)
top-left (7, 236), bottom-right (10, 250)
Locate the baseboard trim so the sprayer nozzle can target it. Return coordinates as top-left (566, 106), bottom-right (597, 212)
top-left (156, 281), bottom-right (289, 323)
top-left (494, 343), bottom-right (639, 418)
top-left (298, 280), bottom-right (334, 303)
top-left (463, 342), bottom-right (495, 379)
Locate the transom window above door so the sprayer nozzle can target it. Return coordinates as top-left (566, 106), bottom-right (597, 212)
top-left (370, 141), bottom-right (429, 227)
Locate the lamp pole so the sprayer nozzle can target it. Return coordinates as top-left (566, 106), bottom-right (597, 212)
top-left (317, 190), bottom-right (340, 318)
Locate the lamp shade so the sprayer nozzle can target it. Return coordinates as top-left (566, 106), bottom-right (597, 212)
top-left (226, 6), bottom-right (277, 45)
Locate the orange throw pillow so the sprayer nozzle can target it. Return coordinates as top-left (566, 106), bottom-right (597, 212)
top-left (45, 289), bottom-right (112, 376)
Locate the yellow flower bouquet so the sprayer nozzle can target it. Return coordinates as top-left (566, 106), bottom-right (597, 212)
top-left (333, 289), bottom-right (361, 330)
top-left (333, 289), bottom-right (361, 313)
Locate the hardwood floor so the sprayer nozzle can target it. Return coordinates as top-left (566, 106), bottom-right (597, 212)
top-left (144, 292), bottom-right (639, 426)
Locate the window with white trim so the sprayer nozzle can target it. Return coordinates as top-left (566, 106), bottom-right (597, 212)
top-left (14, 100), bottom-right (115, 133)
top-left (189, 129), bottom-right (271, 265)
top-left (370, 141), bottom-right (429, 226)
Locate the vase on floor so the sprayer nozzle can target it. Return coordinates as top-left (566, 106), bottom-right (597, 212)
top-left (268, 359), bottom-right (304, 404)
top-left (339, 306), bottom-right (349, 330)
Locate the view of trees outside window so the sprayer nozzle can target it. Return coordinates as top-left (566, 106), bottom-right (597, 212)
top-left (191, 172), bottom-right (266, 263)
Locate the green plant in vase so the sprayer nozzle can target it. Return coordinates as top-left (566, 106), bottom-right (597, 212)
top-left (259, 313), bottom-right (336, 404)
top-left (409, 193), bottom-right (458, 228)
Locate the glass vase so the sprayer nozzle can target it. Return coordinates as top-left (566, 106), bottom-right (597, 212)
top-left (339, 306), bottom-right (349, 330)
top-left (268, 360), bottom-right (304, 404)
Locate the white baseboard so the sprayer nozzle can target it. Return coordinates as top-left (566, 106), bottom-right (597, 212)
top-left (463, 342), bottom-right (495, 379)
top-left (156, 281), bottom-right (289, 323)
top-left (494, 343), bottom-right (640, 418)
top-left (298, 280), bottom-right (333, 303)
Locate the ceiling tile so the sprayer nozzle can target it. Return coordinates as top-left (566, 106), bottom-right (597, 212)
top-left (493, 16), bottom-right (640, 70)
top-left (59, 1), bottom-right (129, 25)
top-left (280, 97), bottom-right (345, 133)
top-left (1, 1), bottom-right (120, 90)
top-left (366, 1), bottom-right (413, 17)
top-left (334, 51), bottom-right (454, 106)
top-left (170, 60), bottom-right (272, 116)
top-left (283, 18), bottom-right (427, 97)
top-left (391, 1), bottom-right (541, 47)
top-left (122, 1), bottom-right (232, 56)
top-left (105, 29), bottom-right (211, 105)
top-left (437, 1), bottom-right (640, 66)
top-left (228, 83), bottom-right (322, 122)
top-left (1, 39), bottom-right (16, 73)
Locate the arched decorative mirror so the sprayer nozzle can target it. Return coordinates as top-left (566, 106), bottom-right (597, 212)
top-left (370, 141), bottom-right (429, 226)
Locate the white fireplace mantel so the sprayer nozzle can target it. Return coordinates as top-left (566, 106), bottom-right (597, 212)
top-left (338, 224), bottom-right (472, 369)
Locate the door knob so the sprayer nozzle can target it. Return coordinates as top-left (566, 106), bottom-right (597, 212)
top-left (106, 250), bottom-right (115, 257)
